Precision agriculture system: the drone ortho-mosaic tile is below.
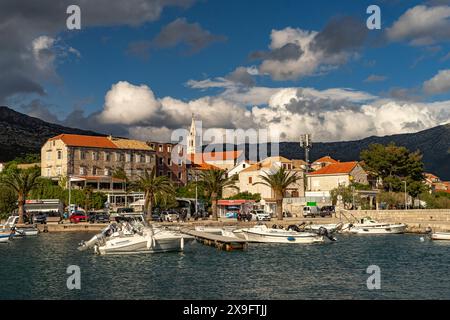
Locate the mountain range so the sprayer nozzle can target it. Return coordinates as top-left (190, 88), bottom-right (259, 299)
top-left (1, 106), bottom-right (449, 180)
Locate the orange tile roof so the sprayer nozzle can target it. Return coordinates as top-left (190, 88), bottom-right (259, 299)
top-left (49, 134), bottom-right (117, 149)
top-left (191, 162), bottom-right (221, 171)
top-left (310, 161), bottom-right (358, 175)
top-left (189, 150), bottom-right (243, 162)
top-left (313, 156), bottom-right (338, 164)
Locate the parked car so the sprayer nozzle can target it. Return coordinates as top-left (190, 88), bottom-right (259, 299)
top-left (32, 213), bottom-right (47, 224)
top-left (88, 212), bottom-right (110, 223)
top-left (69, 212), bottom-right (88, 223)
top-left (151, 213), bottom-right (163, 222)
top-left (319, 205), bottom-right (335, 217)
top-left (251, 210), bottom-right (271, 221)
top-left (161, 210), bottom-right (179, 222)
top-left (225, 211), bottom-right (238, 219)
top-left (303, 206), bottom-right (320, 218)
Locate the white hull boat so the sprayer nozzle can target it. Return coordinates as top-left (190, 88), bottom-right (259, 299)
top-left (342, 218), bottom-right (407, 234)
top-left (0, 216), bottom-right (39, 237)
top-left (79, 214), bottom-right (191, 255)
top-left (195, 226), bottom-right (224, 235)
top-left (241, 225), bottom-right (324, 244)
top-left (0, 230), bottom-right (13, 243)
top-left (431, 232), bottom-right (450, 241)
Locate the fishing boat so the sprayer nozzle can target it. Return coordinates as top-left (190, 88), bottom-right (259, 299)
top-left (342, 217), bottom-right (407, 234)
top-left (78, 214), bottom-right (191, 255)
top-left (430, 232), bottom-right (450, 241)
top-left (0, 216), bottom-right (39, 236)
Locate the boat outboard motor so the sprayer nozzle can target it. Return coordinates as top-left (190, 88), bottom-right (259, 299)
top-left (77, 224), bottom-right (115, 251)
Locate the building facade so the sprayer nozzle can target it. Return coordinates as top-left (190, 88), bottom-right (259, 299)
top-left (147, 141), bottom-right (187, 186)
top-left (306, 161), bottom-right (368, 193)
top-left (41, 134), bottom-right (156, 191)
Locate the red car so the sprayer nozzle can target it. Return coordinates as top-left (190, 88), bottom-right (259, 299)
top-left (69, 212), bottom-right (88, 223)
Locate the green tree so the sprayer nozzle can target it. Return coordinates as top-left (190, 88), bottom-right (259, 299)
top-left (133, 167), bottom-right (175, 218)
top-left (0, 186), bottom-right (17, 220)
top-left (254, 167), bottom-right (300, 220)
top-left (360, 143), bottom-right (426, 197)
top-left (226, 191), bottom-right (261, 201)
top-left (0, 166), bottom-right (41, 224)
top-left (199, 169), bottom-right (239, 221)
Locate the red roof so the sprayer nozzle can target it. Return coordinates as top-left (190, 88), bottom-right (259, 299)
top-left (49, 134), bottom-right (117, 149)
top-left (191, 162), bottom-right (221, 171)
top-left (310, 161), bottom-right (358, 175)
top-left (313, 156), bottom-right (338, 164)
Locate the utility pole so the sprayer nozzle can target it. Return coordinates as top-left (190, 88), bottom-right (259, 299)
top-left (68, 175), bottom-right (72, 215)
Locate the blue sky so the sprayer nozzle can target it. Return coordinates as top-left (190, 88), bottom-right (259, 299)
top-left (2, 0), bottom-right (450, 142)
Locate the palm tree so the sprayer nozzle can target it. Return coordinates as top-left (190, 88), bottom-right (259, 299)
top-left (134, 167), bottom-right (174, 218)
top-left (255, 167), bottom-right (300, 220)
top-left (199, 169), bottom-right (238, 221)
top-left (0, 166), bottom-right (41, 224)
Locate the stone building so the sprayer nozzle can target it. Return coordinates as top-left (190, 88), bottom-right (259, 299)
top-left (147, 141), bottom-right (187, 186)
top-left (41, 134), bottom-right (156, 192)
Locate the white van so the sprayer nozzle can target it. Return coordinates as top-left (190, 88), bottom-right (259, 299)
top-left (303, 206), bottom-right (320, 218)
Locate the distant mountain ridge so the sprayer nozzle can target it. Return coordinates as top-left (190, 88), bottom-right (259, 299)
top-left (0, 106), bottom-right (104, 162)
top-left (1, 106), bottom-right (449, 179)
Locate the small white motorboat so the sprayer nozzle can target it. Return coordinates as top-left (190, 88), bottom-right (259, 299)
top-left (430, 232), bottom-right (450, 241)
top-left (342, 217), bottom-right (407, 234)
top-left (194, 226), bottom-right (224, 235)
top-left (78, 214), bottom-right (191, 255)
top-left (0, 216), bottom-right (39, 237)
top-left (240, 225), bottom-right (325, 244)
top-left (0, 229), bottom-right (14, 243)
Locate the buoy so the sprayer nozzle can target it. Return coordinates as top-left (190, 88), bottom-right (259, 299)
top-left (419, 237), bottom-right (425, 242)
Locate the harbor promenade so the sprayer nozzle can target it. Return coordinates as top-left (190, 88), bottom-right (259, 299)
top-left (17, 209), bottom-right (449, 233)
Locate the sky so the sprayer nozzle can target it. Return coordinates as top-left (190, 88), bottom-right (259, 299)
top-left (1, 0), bottom-right (450, 143)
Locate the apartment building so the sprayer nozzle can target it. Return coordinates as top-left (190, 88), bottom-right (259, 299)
top-left (147, 141), bottom-right (187, 186)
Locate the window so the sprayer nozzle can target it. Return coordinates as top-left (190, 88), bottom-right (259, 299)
top-left (168, 158), bottom-right (172, 166)
top-left (167, 145), bottom-right (172, 152)
top-left (145, 155), bottom-right (150, 163)
top-left (125, 153), bottom-right (131, 162)
top-left (125, 169), bottom-right (132, 176)
top-left (92, 152), bottom-right (99, 161)
top-left (136, 169), bottom-right (143, 177)
top-left (92, 167), bottom-right (97, 175)
top-left (46, 151), bottom-right (51, 161)
top-left (178, 172), bottom-right (182, 179)
top-left (57, 150), bottom-right (62, 160)
top-left (80, 150), bottom-right (86, 160)
top-left (46, 168), bottom-right (51, 176)
top-left (104, 168), bottom-right (110, 176)
top-left (56, 167), bottom-right (62, 175)
top-left (52, 141), bottom-right (55, 146)
top-left (158, 157), bottom-right (164, 166)
top-left (140, 155), bottom-right (145, 163)
top-left (158, 145), bottom-right (163, 152)
top-left (79, 167), bottom-right (85, 175)
top-left (249, 177), bottom-right (253, 184)
top-left (105, 152), bottom-right (111, 162)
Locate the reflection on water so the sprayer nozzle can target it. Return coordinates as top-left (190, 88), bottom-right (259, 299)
top-left (0, 232), bottom-right (449, 299)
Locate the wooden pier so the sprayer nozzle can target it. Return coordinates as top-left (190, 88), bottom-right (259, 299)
top-left (181, 229), bottom-right (248, 251)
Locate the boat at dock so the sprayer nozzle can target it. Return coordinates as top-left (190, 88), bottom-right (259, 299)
top-left (239, 224), bottom-right (335, 244)
top-left (78, 214), bottom-right (192, 255)
top-left (0, 229), bottom-right (14, 243)
top-left (342, 217), bottom-right (407, 234)
top-left (0, 216), bottom-right (39, 237)
top-left (430, 232), bottom-right (450, 241)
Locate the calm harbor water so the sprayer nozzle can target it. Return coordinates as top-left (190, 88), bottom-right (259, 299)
top-left (1, 232), bottom-right (449, 299)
